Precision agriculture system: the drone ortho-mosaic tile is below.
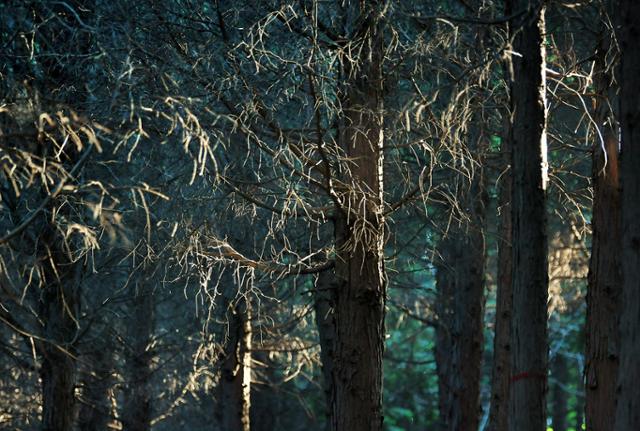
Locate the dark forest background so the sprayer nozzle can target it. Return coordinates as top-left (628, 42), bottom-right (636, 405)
top-left (1, 1), bottom-right (639, 430)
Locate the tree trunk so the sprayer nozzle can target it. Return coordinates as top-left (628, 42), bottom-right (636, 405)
top-left (330, 3), bottom-right (386, 430)
top-left (488, 121), bottom-right (513, 431)
top-left (216, 296), bottom-right (251, 431)
top-left (314, 270), bottom-right (337, 430)
top-left (551, 354), bottom-right (568, 431)
top-left (435, 212), bottom-right (486, 430)
top-left (78, 343), bottom-right (114, 431)
top-left (585, 5), bottom-right (621, 429)
top-left (615, 1), bottom-right (640, 429)
top-left (39, 240), bottom-right (81, 431)
top-left (121, 286), bottom-right (154, 431)
top-left (507, 2), bottom-right (549, 430)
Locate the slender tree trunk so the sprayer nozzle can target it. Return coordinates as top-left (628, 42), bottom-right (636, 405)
top-left (551, 354), bottom-right (568, 431)
top-left (615, 1), bottom-right (640, 429)
top-left (314, 270), bottom-right (337, 430)
top-left (507, 1), bottom-right (549, 430)
top-left (331, 3), bottom-right (386, 430)
top-left (121, 286), bottom-right (154, 431)
top-left (435, 241), bottom-right (454, 431)
top-left (585, 6), bottom-right (620, 428)
top-left (488, 121), bottom-right (513, 431)
top-left (216, 294), bottom-right (251, 431)
top-left (435, 207), bottom-right (486, 430)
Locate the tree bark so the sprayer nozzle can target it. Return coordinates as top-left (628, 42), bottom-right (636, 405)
top-left (585, 6), bottom-right (621, 429)
top-left (330, 3), bottom-right (386, 430)
top-left (507, 2), bottom-right (549, 430)
top-left (435, 235), bottom-right (486, 431)
top-left (488, 122), bottom-right (513, 431)
top-left (39, 233), bottom-right (82, 431)
top-left (216, 295), bottom-right (251, 431)
top-left (314, 270), bottom-right (337, 430)
top-left (615, 1), bottom-right (640, 429)
top-left (435, 190), bottom-right (486, 430)
top-left (121, 286), bottom-right (154, 431)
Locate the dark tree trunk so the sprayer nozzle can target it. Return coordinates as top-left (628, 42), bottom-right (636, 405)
top-left (216, 296), bottom-right (252, 431)
top-left (435, 235), bottom-right (485, 431)
top-left (250, 351), bottom-right (278, 431)
top-left (615, 1), bottom-right (640, 429)
top-left (488, 121), bottom-right (513, 431)
top-left (78, 343), bottom-right (114, 431)
top-left (551, 354), bottom-right (568, 431)
top-left (330, 3), bottom-right (386, 430)
top-left (314, 270), bottom-right (337, 430)
top-left (435, 193), bottom-right (486, 430)
top-left (507, 1), bottom-right (549, 430)
top-left (39, 280), bottom-right (78, 431)
top-left (585, 5), bottom-right (621, 429)
top-left (121, 287), bottom-right (154, 431)
top-left (39, 236), bottom-right (82, 431)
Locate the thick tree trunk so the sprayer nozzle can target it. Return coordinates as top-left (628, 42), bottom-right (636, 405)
top-left (615, 1), bottom-right (640, 429)
top-left (488, 125), bottom-right (513, 431)
top-left (330, 3), bottom-right (386, 430)
top-left (551, 354), bottom-right (568, 431)
top-left (121, 287), bottom-right (154, 431)
top-left (216, 297), bottom-right (252, 431)
top-left (585, 7), bottom-right (621, 429)
top-left (507, 2), bottom-right (549, 430)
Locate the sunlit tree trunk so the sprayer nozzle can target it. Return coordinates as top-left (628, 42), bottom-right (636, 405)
top-left (216, 278), bottom-right (251, 431)
top-left (585, 4), bottom-right (620, 428)
top-left (507, 1), bottom-right (549, 429)
top-left (331, 2), bottom-right (386, 430)
top-left (615, 1), bottom-right (640, 429)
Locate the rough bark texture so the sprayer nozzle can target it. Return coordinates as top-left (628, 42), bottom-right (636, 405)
top-left (121, 287), bottom-right (154, 431)
top-left (615, 1), bottom-right (640, 429)
top-left (507, 2), bottom-right (549, 430)
top-left (330, 3), bottom-right (385, 430)
top-left (585, 8), bottom-right (621, 429)
top-left (216, 297), bottom-right (252, 431)
top-left (435, 227), bottom-right (485, 431)
top-left (551, 354), bottom-right (568, 431)
top-left (488, 122), bottom-right (512, 431)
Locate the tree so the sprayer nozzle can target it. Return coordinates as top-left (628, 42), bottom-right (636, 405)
top-left (585, 3), bottom-right (620, 428)
top-left (615, 0), bottom-right (640, 428)
top-left (507, 1), bottom-right (549, 429)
